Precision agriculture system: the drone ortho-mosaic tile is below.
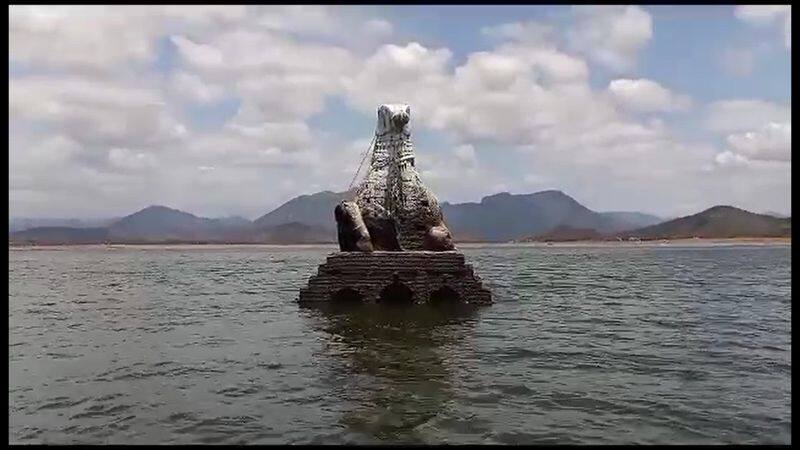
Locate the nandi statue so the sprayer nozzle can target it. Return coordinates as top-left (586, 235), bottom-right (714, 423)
top-left (335, 104), bottom-right (455, 252)
top-left (299, 104), bottom-right (492, 305)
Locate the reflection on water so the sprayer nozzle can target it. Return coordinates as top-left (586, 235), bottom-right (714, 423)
top-left (300, 301), bottom-right (481, 444)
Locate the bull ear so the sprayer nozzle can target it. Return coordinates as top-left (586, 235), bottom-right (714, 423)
top-left (378, 107), bottom-right (387, 132)
top-left (378, 105), bottom-right (393, 133)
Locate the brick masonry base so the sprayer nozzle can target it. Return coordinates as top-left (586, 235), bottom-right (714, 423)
top-left (298, 251), bottom-right (492, 306)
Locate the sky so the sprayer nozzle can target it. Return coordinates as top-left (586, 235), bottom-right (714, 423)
top-left (8, 5), bottom-right (792, 219)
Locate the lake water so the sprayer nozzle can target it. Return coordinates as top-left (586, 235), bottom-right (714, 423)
top-left (8, 244), bottom-right (791, 444)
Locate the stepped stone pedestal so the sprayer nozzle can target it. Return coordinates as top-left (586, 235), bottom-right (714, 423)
top-left (298, 251), bottom-right (492, 306)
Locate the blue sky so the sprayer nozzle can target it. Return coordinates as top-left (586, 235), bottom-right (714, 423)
top-left (8, 5), bottom-right (792, 219)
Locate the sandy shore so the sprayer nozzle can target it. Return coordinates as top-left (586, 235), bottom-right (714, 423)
top-left (8, 238), bottom-right (790, 250)
top-left (480, 238), bottom-right (791, 247)
top-left (8, 243), bottom-right (339, 251)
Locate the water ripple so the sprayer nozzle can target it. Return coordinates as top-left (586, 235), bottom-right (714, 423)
top-left (8, 244), bottom-right (792, 445)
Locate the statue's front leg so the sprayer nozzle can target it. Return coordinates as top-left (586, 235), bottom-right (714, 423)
top-left (335, 201), bottom-right (374, 252)
top-left (414, 188), bottom-right (455, 251)
top-left (423, 224), bottom-right (456, 251)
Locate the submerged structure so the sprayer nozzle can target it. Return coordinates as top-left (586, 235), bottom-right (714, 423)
top-left (298, 104), bottom-right (492, 306)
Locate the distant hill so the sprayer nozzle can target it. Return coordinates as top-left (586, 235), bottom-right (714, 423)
top-left (255, 189), bottom-right (660, 241)
top-left (11, 191), bottom-right (788, 246)
top-left (441, 190), bottom-right (646, 242)
top-left (254, 190), bottom-right (352, 229)
top-left (9, 217), bottom-right (117, 233)
top-left (10, 190), bottom-right (657, 245)
top-left (599, 211), bottom-right (663, 230)
top-left (9, 205), bottom-right (334, 245)
top-left (618, 205), bottom-right (791, 240)
top-left (214, 216), bottom-right (253, 227)
top-left (109, 205), bottom-right (217, 241)
top-left (251, 222), bottom-right (334, 244)
top-left (7, 191), bottom-right (663, 245)
top-left (106, 205), bottom-right (260, 242)
top-left (10, 227), bottom-right (110, 245)
top-left (523, 225), bottom-right (605, 242)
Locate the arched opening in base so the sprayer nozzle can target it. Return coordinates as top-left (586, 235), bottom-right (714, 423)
top-left (378, 280), bottom-right (414, 305)
top-left (330, 287), bottom-right (364, 304)
top-left (429, 285), bottom-right (462, 306)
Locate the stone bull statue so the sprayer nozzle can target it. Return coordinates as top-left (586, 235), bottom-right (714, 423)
top-left (335, 104), bottom-right (455, 252)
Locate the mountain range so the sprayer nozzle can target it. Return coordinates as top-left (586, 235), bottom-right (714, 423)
top-left (8, 217), bottom-right (119, 233)
top-left (615, 205), bottom-right (791, 240)
top-left (440, 190), bottom-right (662, 241)
top-left (8, 190), bottom-right (790, 245)
top-left (9, 204), bottom-right (333, 245)
top-left (524, 205), bottom-right (791, 242)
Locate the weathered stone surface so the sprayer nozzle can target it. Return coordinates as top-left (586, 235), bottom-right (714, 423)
top-left (334, 201), bottom-right (374, 252)
top-left (302, 102), bottom-right (491, 306)
top-left (298, 251), bottom-right (492, 306)
top-left (341, 103), bottom-right (454, 252)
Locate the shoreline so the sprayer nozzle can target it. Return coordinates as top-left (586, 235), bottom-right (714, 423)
top-left (8, 237), bottom-right (791, 250)
top-left (499, 237), bottom-right (791, 247)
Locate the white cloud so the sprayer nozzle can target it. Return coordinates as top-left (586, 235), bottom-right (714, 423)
top-left (171, 30), bottom-right (356, 78)
top-left (108, 148), bottom-right (158, 171)
top-left (14, 5), bottom-right (360, 51)
top-left (7, 5), bottom-right (791, 219)
top-left (706, 99), bottom-right (791, 133)
top-left (707, 99), bottom-right (791, 169)
top-left (607, 78), bottom-right (692, 112)
top-left (10, 134), bottom-right (81, 170)
top-left (341, 27), bottom-right (788, 215)
top-left (714, 150), bottom-right (751, 167)
top-left (568, 5), bottom-right (653, 73)
top-left (250, 5), bottom-right (342, 35)
top-left (8, 5), bottom-right (248, 73)
top-left (481, 21), bottom-right (555, 45)
top-left (171, 30), bottom-right (356, 121)
top-left (342, 33), bottom-right (731, 215)
top-left (452, 144), bottom-right (478, 168)
top-left (9, 129), bottom-right (163, 217)
top-left (735, 5), bottom-right (790, 25)
top-left (346, 38), bottom-right (597, 146)
top-left (9, 76), bottom-right (187, 150)
top-left (343, 42), bottom-right (453, 124)
top-left (363, 19), bottom-right (393, 38)
top-left (735, 5), bottom-right (792, 50)
top-left (417, 144), bottom-right (510, 204)
top-left (8, 5), bottom-right (392, 217)
top-left (725, 122), bottom-right (791, 163)
top-left (170, 71), bottom-right (227, 103)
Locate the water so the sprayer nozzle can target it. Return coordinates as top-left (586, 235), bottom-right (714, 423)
top-left (8, 244), bottom-right (791, 444)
